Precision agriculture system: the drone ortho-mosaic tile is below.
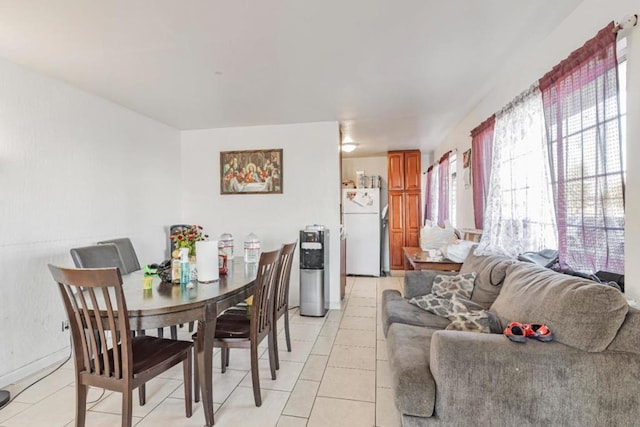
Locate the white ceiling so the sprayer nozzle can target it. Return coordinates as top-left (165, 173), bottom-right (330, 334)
top-left (0, 1), bottom-right (582, 157)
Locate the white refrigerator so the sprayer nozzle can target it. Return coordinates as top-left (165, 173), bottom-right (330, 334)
top-left (343, 188), bottom-right (381, 277)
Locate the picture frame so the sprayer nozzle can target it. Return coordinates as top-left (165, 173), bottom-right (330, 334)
top-left (220, 148), bottom-right (283, 194)
top-left (463, 148), bottom-right (472, 189)
top-left (463, 149), bottom-right (471, 169)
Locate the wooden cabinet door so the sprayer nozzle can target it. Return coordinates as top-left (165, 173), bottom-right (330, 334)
top-left (390, 231), bottom-right (405, 270)
top-left (387, 152), bottom-right (405, 191)
top-left (404, 190), bottom-right (422, 247)
top-left (388, 191), bottom-right (405, 269)
top-left (404, 150), bottom-right (422, 191)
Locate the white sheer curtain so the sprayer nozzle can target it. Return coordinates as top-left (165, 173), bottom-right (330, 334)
top-left (476, 86), bottom-right (558, 257)
top-left (428, 165), bottom-right (439, 225)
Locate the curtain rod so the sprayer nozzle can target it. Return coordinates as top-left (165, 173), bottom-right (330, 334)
top-left (423, 149), bottom-right (456, 173)
top-left (614, 14), bottom-right (638, 33)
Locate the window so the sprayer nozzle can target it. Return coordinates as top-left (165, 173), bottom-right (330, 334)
top-left (474, 23), bottom-right (626, 274)
top-left (476, 87), bottom-right (558, 257)
top-left (540, 25), bottom-right (625, 274)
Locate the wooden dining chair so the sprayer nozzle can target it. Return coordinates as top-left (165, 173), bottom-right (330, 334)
top-left (48, 265), bottom-right (193, 427)
top-left (221, 242), bottom-right (297, 370)
top-left (70, 243), bottom-right (165, 404)
top-left (193, 249), bottom-right (280, 407)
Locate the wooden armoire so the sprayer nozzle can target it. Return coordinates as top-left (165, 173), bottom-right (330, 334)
top-left (387, 150), bottom-right (422, 269)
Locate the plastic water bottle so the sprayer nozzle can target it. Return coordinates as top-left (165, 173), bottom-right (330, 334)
top-left (244, 233), bottom-right (260, 263)
top-left (219, 232), bottom-right (234, 258)
top-left (180, 248), bottom-right (190, 285)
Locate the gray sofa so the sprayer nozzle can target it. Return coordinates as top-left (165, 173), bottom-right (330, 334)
top-left (381, 251), bottom-right (640, 426)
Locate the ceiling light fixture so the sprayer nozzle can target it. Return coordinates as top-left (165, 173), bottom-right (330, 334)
top-left (341, 143), bottom-right (358, 153)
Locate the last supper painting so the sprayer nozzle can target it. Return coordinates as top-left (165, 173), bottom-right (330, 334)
top-left (220, 148), bottom-right (283, 194)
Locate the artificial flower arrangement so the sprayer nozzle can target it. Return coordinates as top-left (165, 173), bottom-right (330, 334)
top-left (170, 225), bottom-right (209, 257)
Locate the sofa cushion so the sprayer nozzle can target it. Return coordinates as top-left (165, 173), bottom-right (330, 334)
top-left (431, 272), bottom-right (476, 299)
top-left (386, 323), bottom-right (437, 418)
top-left (460, 251), bottom-right (516, 309)
top-left (607, 307), bottom-right (640, 354)
top-left (490, 262), bottom-right (629, 352)
top-left (381, 290), bottom-right (450, 336)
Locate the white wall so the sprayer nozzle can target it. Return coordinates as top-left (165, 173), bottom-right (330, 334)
top-left (0, 58), bottom-right (181, 387)
top-left (342, 156), bottom-right (389, 272)
top-left (433, 0), bottom-right (640, 296)
top-left (624, 19), bottom-right (640, 302)
top-left (180, 122), bottom-right (341, 308)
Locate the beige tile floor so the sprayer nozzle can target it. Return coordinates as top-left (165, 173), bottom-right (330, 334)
top-left (0, 275), bottom-right (403, 427)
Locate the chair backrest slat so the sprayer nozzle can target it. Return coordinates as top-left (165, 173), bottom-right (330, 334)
top-left (275, 242), bottom-right (296, 318)
top-left (62, 283), bottom-right (92, 371)
top-left (86, 288), bottom-right (111, 377)
top-left (102, 287), bottom-right (121, 379)
top-left (250, 250), bottom-right (280, 338)
top-left (75, 288), bottom-right (102, 374)
top-left (49, 265), bottom-right (131, 380)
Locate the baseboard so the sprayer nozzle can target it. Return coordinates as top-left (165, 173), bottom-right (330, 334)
top-left (328, 300), bottom-right (343, 310)
top-left (388, 269), bottom-right (406, 277)
top-left (0, 346), bottom-right (70, 389)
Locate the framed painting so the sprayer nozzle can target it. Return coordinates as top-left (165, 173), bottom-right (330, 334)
top-left (220, 148), bottom-right (283, 194)
top-left (462, 148), bottom-right (472, 189)
top-left (463, 149), bottom-right (471, 169)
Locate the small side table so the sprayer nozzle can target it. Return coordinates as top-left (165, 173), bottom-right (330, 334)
top-left (402, 247), bottom-right (463, 272)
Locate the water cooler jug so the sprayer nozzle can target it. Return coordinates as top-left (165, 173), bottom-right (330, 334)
top-left (299, 226), bottom-right (329, 317)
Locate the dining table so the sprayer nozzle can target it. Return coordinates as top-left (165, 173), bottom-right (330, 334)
top-left (115, 257), bottom-right (257, 426)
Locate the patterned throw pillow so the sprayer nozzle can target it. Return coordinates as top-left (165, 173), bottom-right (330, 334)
top-left (447, 294), bottom-right (502, 333)
top-left (445, 311), bottom-right (492, 333)
top-left (409, 293), bottom-right (455, 317)
top-left (409, 286), bottom-right (501, 334)
top-left (450, 292), bottom-right (485, 312)
top-left (409, 292), bottom-right (481, 319)
top-left (431, 273), bottom-right (477, 299)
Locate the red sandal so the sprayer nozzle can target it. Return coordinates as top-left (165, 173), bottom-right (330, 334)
top-left (504, 321), bottom-right (527, 343)
top-left (523, 323), bottom-right (554, 342)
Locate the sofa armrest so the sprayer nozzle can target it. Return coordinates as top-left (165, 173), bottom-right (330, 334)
top-left (403, 270), bottom-right (456, 299)
top-left (429, 330), bottom-right (640, 426)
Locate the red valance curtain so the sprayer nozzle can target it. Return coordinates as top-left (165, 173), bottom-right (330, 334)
top-left (437, 152), bottom-right (450, 227)
top-left (424, 165), bottom-right (434, 225)
top-left (470, 115), bottom-right (496, 229)
top-left (539, 22), bottom-right (625, 274)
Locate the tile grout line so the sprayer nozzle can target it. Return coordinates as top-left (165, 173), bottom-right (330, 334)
top-left (278, 305), bottom-right (331, 423)
top-left (219, 307), bottom-right (304, 417)
top-left (302, 276), bottom-right (355, 425)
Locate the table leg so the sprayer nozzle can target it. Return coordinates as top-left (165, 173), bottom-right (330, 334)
top-left (197, 304), bottom-right (217, 426)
